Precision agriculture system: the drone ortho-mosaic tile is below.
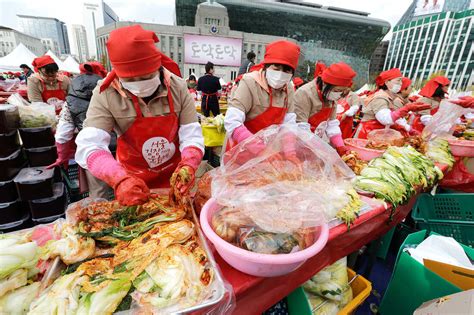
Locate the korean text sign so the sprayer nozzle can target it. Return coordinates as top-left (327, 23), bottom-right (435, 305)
top-left (184, 34), bottom-right (242, 67)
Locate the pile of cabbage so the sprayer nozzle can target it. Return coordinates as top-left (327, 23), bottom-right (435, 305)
top-left (425, 138), bottom-right (455, 168)
top-left (355, 146), bottom-right (444, 208)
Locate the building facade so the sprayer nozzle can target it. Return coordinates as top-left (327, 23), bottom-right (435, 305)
top-left (96, 1), bottom-right (288, 82)
top-left (369, 40), bottom-right (389, 79)
top-left (175, 0), bottom-right (390, 88)
top-left (17, 15), bottom-right (70, 54)
top-left (71, 25), bottom-right (89, 62)
top-left (83, 0), bottom-right (119, 60)
top-left (0, 26), bottom-right (45, 57)
top-left (40, 38), bottom-right (61, 56)
top-left (384, 1), bottom-right (473, 90)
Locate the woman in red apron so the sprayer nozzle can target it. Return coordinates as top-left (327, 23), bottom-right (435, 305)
top-left (294, 62), bottom-right (357, 156)
top-left (354, 68), bottom-right (430, 139)
top-left (336, 91), bottom-right (361, 139)
top-left (223, 40), bottom-right (300, 151)
top-left (74, 25), bottom-right (204, 206)
top-left (28, 56), bottom-right (69, 108)
top-left (411, 76), bottom-right (451, 133)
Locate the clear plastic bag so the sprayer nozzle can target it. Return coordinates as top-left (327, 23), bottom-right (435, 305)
top-left (422, 100), bottom-right (473, 140)
top-left (213, 124), bottom-right (355, 234)
top-left (0, 79), bottom-right (19, 92)
top-left (11, 99), bottom-right (58, 129)
top-left (367, 128), bottom-right (405, 149)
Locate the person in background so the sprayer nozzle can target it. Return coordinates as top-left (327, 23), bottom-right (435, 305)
top-left (75, 25), bottom-right (204, 206)
top-left (187, 74), bottom-right (198, 100)
top-left (224, 40), bottom-right (300, 149)
top-left (20, 64), bottom-right (33, 81)
top-left (238, 51), bottom-right (256, 76)
top-left (292, 77), bottom-right (304, 90)
top-left (294, 62), bottom-right (356, 155)
top-left (48, 62), bottom-right (113, 199)
top-left (411, 76), bottom-right (450, 132)
top-left (354, 68), bottom-right (430, 138)
top-left (197, 62), bottom-right (221, 117)
top-left (337, 91), bottom-right (361, 139)
top-left (27, 55), bottom-right (70, 103)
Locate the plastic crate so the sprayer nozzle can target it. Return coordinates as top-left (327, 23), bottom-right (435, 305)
top-left (412, 193), bottom-right (474, 247)
top-left (287, 268), bottom-right (372, 315)
top-left (61, 162), bottom-right (89, 203)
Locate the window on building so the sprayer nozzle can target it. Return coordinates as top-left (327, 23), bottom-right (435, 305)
top-left (178, 53), bottom-right (182, 63)
top-left (169, 36), bottom-right (174, 48)
top-left (231, 71), bottom-right (237, 81)
top-left (170, 52), bottom-right (174, 59)
top-left (178, 37), bottom-right (182, 48)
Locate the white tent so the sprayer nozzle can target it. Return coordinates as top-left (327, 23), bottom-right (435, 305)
top-left (356, 83), bottom-right (370, 94)
top-left (0, 43), bottom-right (37, 72)
top-left (45, 50), bottom-right (65, 70)
top-left (62, 56), bottom-right (80, 73)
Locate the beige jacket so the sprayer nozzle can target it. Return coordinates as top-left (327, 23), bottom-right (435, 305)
top-left (27, 74), bottom-right (70, 103)
top-left (362, 89), bottom-right (398, 121)
top-left (417, 96), bottom-right (440, 115)
top-left (346, 91), bottom-right (361, 107)
top-left (294, 79), bottom-right (336, 123)
top-left (228, 69), bottom-right (295, 121)
top-left (83, 69), bottom-right (198, 136)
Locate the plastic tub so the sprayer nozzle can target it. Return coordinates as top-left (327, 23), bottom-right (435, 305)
top-left (29, 183), bottom-right (66, 220)
top-left (0, 199), bottom-right (29, 226)
top-left (0, 130), bottom-right (20, 158)
top-left (0, 149), bottom-right (27, 181)
top-left (25, 145), bottom-right (58, 167)
top-left (200, 198), bottom-right (329, 277)
top-left (447, 139), bottom-right (474, 157)
top-left (344, 138), bottom-right (384, 161)
top-left (19, 126), bottom-right (55, 149)
top-left (0, 180), bottom-right (18, 203)
top-left (14, 167), bottom-right (54, 200)
top-left (0, 104), bottom-right (20, 134)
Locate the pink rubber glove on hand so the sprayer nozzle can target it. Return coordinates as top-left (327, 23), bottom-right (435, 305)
top-left (87, 150), bottom-right (149, 206)
top-left (47, 140), bottom-right (76, 169)
top-left (171, 146), bottom-right (203, 195)
top-left (232, 125), bottom-right (253, 144)
top-left (451, 96), bottom-right (474, 109)
top-left (391, 103), bottom-right (432, 121)
top-left (330, 134), bottom-right (349, 156)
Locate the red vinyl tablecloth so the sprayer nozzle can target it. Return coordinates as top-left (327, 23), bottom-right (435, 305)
top-left (217, 164), bottom-right (449, 315)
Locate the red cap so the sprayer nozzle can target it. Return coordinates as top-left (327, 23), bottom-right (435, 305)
top-left (321, 62), bottom-right (356, 87)
top-left (375, 68), bottom-right (403, 87)
top-left (293, 77), bottom-right (304, 87)
top-left (80, 61), bottom-right (107, 78)
top-left (32, 55), bottom-right (56, 72)
top-left (419, 76), bottom-right (450, 97)
top-left (263, 40), bottom-right (300, 70)
top-left (107, 25), bottom-right (162, 78)
top-left (314, 62), bottom-right (327, 78)
top-left (401, 77), bottom-right (412, 91)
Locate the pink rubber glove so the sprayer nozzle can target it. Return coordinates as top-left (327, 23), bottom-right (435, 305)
top-left (391, 103), bottom-right (432, 121)
top-left (330, 134), bottom-right (349, 156)
top-left (232, 125), bottom-right (253, 144)
top-left (451, 96), bottom-right (474, 109)
top-left (47, 140), bottom-right (76, 169)
top-left (171, 146), bottom-right (204, 194)
top-left (87, 150), bottom-right (149, 206)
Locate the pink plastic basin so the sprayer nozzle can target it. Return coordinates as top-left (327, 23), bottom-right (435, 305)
top-left (200, 198), bottom-right (329, 277)
top-left (344, 138), bottom-right (384, 161)
top-left (447, 139), bottom-right (474, 157)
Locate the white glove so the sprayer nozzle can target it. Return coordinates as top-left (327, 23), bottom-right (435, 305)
top-left (345, 105), bottom-right (360, 117)
top-left (395, 118), bottom-right (411, 132)
top-left (420, 115), bottom-right (433, 126)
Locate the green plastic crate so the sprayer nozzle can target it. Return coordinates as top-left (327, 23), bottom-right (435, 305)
top-left (411, 193), bottom-right (474, 247)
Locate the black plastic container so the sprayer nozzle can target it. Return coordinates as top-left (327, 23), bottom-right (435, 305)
top-left (0, 199), bottom-right (28, 226)
top-left (25, 146), bottom-right (58, 167)
top-left (14, 167), bottom-right (54, 200)
top-left (0, 149), bottom-right (27, 181)
top-left (0, 180), bottom-right (18, 203)
top-left (0, 104), bottom-right (20, 134)
top-left (19, 126), bottom-right (55, 149)
top-left (0, 130), bottom-right (20, 158)
top-left (29, 183), bottom-right (66, 220)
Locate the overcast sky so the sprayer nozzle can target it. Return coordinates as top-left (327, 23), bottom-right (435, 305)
top-left (0, 0), bottom-right (414, 40)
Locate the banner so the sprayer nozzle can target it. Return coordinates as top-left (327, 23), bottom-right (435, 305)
top-left (414, 0), bottom-right (445, 17)
top-left (184, 34), bottom-right (242, 67)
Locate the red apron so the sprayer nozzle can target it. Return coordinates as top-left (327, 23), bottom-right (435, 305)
top-left (308, 83), bottom-right (334, 138)
top-left (225, 86), bottom-right (288, 152)
top-left (201, 92), bottom-right (219, 111)
top-left (352, 119), bottom-right (385, 139)
top-left (336, 99), bottom-right (353, 139)
top-left (115, 83), bottom-right (181, 189)
top-left (40, 79), bottom-right (66, 102)
top-left (411, 107), bottom-right (439, 133)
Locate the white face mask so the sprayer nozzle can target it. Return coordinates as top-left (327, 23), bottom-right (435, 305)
top-left (390, 83), bottom-right (402, 94)
top-left (120, 74), bottom-right (161, 98)
top-left (265, 69), bottom-right (292, 89)
top-left (327, 91), bottom-right (343, 101)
